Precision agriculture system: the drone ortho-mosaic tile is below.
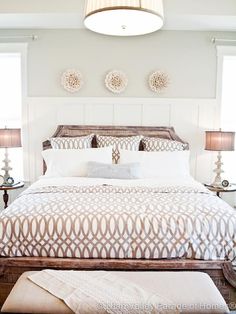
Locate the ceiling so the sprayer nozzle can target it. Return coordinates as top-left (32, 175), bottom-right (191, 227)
top-left (0, 0), bottom-right (235, 31)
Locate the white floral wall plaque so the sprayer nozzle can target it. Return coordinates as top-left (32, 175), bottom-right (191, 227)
top-left (105, 70), bottom-right (128, 94)
top-left (148, 71), bottom-right (170, 93)
top-left (61, 69), bottom-right (83, 93)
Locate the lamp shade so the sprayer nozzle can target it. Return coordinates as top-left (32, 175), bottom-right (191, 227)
top-left (205, 130), bottom-right (235, 151)
top-left (84, 0), bottom-right (164, 36)
top-left (0, 128), bottom-right (22, 148)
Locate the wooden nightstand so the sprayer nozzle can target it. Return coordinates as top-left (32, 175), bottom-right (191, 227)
top-left (0, 182), bottom-right (24, 209)
top-left (204, 183), bottom-right (236, 197)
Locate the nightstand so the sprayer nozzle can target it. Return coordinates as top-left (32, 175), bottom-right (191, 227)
top-left (204, 183), bottom-right (236, 197)
top-left (0, 182), bottom-right (24, 209)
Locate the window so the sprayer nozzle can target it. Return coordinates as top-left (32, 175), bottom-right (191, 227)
top-left (219, 48), bottom-right (236, 182)
top-left (0, 44), bottom-right (27, 181)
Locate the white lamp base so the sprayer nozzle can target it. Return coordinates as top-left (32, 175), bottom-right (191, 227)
top-left (211, 151), bottom-right (224, 187)
top-left (1, 147), bottom-right (12, 183)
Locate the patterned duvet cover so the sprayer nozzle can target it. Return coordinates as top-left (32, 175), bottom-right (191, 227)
top-left (0, 182), bottom-right (236, 266)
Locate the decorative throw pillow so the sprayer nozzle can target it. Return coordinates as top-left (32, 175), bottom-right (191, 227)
top-left (142, 137), bottom-right (187, 152)
top-left (87, 162), bottom-right (142, 179)
top-left (96, 135), bottom-right (143, 163)
top-left (50, 134), bottom-right (94, 149)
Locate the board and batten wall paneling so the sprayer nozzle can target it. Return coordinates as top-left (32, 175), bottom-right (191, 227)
top-left (25, 97), bottom-right (218, 184)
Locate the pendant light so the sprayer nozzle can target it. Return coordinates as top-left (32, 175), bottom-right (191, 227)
top-left (84, 0), bottom-right (164, 36)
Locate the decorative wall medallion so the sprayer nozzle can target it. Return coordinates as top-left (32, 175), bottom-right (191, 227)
top-left (148, 71), bottom-right (169, 93)
top-left (61, 69), bottom-right (83, 93)
top-left (105, 70), bottom-right (128, 94)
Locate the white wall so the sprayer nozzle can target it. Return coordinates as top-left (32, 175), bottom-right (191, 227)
top-left (4, 96), bottom-right (218, 208)
top-left (20, 28), bottom-right (227, 184)
top-left (26, 29), bottom-right (218, 98)
top-left (2, 29), bottom-right (235, 206)
top-left (26, 97), bottom-right (217, 184)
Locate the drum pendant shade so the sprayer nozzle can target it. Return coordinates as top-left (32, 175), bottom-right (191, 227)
top-left (84, 0), bottom-right (164, 36)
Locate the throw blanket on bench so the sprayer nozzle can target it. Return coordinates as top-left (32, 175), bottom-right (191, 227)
top-left (28, 270), bottom-right (178, 314)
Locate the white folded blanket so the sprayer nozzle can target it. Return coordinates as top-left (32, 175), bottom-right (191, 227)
top-left (28, 270), bottom-right (178, 314)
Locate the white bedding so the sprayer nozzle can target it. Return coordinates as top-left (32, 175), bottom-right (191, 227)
top-left (1, 175), bottom-right (235, 264)
top-left (35, 175), bottom-right (208, 191)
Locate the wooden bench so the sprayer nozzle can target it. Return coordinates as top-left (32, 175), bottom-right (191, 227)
top-left (1, 271), bottom-right (230, 313)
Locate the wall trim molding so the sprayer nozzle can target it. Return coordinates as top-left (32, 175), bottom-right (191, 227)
top-left (28, 96), bottom-right (217, 104)
top-left (25, 96), bottom-right (217, 183)
top-left (216, 45), bottom-right (236, 57)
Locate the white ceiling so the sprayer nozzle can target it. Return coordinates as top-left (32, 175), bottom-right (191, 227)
top-left (0, 0), bottom-right (235, 31)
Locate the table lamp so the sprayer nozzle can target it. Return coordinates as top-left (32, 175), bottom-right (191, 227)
top-left (205, 130), bottom-right (235, 187)
top-left (0, 128), bottom-right (22, 183)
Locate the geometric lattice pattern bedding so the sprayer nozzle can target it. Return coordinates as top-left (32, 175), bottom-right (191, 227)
top-left (0, 185), bottom-right (236, 267)
top-left (96, 135), bottom-right (142, 163)
top-left (142, 137), bottom-right (187, 151)
top-left (50, 134), bottom-right (94, 149)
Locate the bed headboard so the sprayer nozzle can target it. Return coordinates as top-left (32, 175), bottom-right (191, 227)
top-left (42, 125), bottom-right (189, 173)
top-left (43, 125), bottom-right (189, 150)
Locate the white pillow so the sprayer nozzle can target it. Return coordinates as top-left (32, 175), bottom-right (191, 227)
top-left (119, 149), bottom-right (191, 179)
top-left (42, 147), bottom-right (113, 177)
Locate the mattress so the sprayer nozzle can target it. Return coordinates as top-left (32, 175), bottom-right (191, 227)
top-left (0, 177), bottom-right (236, 265)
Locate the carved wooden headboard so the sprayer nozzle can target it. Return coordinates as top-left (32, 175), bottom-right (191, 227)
top-left (42, 125), bottom-right (189, 173)
top-left (43, 125), bottom-right (188, 150)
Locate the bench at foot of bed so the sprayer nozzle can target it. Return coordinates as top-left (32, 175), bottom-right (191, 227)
top-left (1, 270), bottom-right (230, 314)
top-left (0, 258), bottom-right (236, 310)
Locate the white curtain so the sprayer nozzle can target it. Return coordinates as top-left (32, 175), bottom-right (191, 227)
top-left (221, 55), bottom-right (236, 183)
top-left (0, 53), bottom-right (23, 181)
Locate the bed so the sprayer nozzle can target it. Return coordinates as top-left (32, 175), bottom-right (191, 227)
top-left (0, 125), bottom-right (236, 308)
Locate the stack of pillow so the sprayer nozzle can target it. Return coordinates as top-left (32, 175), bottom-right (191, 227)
top-left (42, 134), bottom-right (190, 179)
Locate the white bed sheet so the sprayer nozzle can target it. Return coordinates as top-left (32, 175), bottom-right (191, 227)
top-left (34, 175), bottom-right (207, 191)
